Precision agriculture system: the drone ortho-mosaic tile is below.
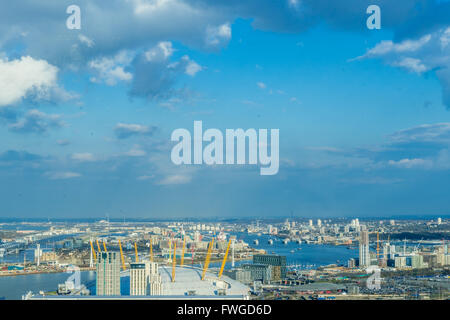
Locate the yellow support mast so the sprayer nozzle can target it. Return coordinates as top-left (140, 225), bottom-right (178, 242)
top-left (218, 239), bottom-right (231, 279)
top-left (89, 240), bottom-right (97, 261)
top-left (171, 242), bottom-right (177, 282)
top-left (134, 242), bottom-right (139, 262)
top-left (103, 241), bottom-right (108, 253)
top-left (149, 238), bottom-right (153, 262)
top-left (201, 239), bottom-right (214, 280)
top-left (96, 239), bottom-right (102, 253)
top-left (118, 239), bottom-right (126, 271)
top-left (180, 237), bottom-right (186, 267)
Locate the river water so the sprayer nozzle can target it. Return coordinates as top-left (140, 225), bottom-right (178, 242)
top-left (0, 233), bottom-right (359, 299)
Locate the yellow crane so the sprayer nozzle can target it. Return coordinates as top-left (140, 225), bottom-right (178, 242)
top-left (134, 242), bottom-right (139, 262)
top-left (96, 239), bottom-right (102, 253)
top-left (103, 241), bottom-right (108, 253)
top-left (201, 238), bottom-right (214, 281)
top-left (89, 240), bottom-right (97, 262)
top-left (118, 239), bottom-right (126, 271)
top-left (149, 238), bottom-right (153, 262)
top-left (171, 242), bottom-right (177, 282)
top-left (218, 239), bottom-right (231, 279)
top-left (180, 237), bottom-right (186, 267)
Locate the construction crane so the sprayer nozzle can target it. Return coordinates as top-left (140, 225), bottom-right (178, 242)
top-left (103, 241), bottom-right (108, 253)
top-left (89, 240), bottom-right (97, 262)
top-left (118, 239), bottom-right (126, 271)
top-left (96, 239), bottom-right (102, 253)
top-left (180, 237), bottom-right (186, 267)
top-left (218, 239), bottom-right (231, 279)
top-left (134, 242), bottom-right (139, 262)
top-left (149, 238), bottom-right (153, 262)
top-left (414, 238), bottom-right (424, 252)
top-left (172, 242), bottom-right (177, 282)
top-left (201, 239), bottom-right (214, 281)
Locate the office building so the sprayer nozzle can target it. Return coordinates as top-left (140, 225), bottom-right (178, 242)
top-left (253, 254), bottom-right (286, 280)
top-left (242, 264), bottom-right (272, 284)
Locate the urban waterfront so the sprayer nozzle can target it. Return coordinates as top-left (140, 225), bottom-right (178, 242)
top-left (0, 239), bottom-right (356, 299)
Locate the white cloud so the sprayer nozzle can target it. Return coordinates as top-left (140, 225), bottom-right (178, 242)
top-left (71, 153), bottom-right (96, 162)
top-left (257, 82), bottom-right (266, 89)
top-left (392, 57), bottom-right (428, 74)
top-left (388, 158), bottom-right (432, 169)
top-left (184, 56), bottom-right (203, 76)
top-left (440, 27), bottom-right (450, 49)
top-left (89, 51), bottom-right (133, 86)
top-left (205, 22), bottom-right (232, 46)
top-left (125, 146), bottom-right (146, 157)
top-left (0, 56), bottom-right (59, 107)
top-left (361, 35), bottom-right (431, 58)
top-left (157, 174), bottom-right (191, 185)
top-left (45, 171), bottom-right (81, 180)
top-left (78, 34), bottom-right (95, 48)
top-left (114, 123), bottom-right (157, 139)
top-left (145, 41), bottom-right (174, 62)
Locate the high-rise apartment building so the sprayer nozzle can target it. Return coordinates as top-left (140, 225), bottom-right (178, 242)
top-left (130, 262), bottom-right (150, 295)
top-left (359, 230), bottom-right (370, 268)
top-left (96, 252), bottom-right (121, 296)
top-left (149, 262), bottom-right (163, 295)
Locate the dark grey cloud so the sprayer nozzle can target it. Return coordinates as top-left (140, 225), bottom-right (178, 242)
top-left (129, 43), bottom-right (201, 101)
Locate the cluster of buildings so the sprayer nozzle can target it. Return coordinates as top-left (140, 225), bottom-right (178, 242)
top-left (224, 254), bottom-right (287, 285)
top-left (351, 229), bottom-right (450, 270)
top-left (96, 252), bottom-right (163, 296)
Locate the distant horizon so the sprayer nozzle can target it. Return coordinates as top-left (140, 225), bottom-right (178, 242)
top-left (0, 214), bottom-right (448, 223)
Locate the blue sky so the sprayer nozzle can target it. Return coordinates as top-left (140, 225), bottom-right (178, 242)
top-left (0, 1), bottom-right (450, 218)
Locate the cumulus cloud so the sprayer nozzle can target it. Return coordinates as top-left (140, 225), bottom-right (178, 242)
top-left (129, 42), bottom-right (202, 100)
top-left (114, 123), bottom-right (157, 139)
top-left (354, 29), bottom-right (450, 107)
top-left (205, 22), bottom-right (232, 47)
top-left (2, 1), bottom-right (448, 108)
top-left (0, 56), bottom-right (71, 107)
top-left (89, 51), bottom-right (133, 86)
top-left (8, 109), bottom-right (64, 134)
